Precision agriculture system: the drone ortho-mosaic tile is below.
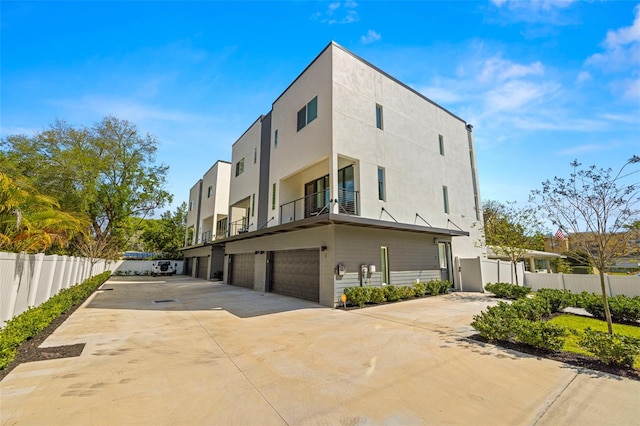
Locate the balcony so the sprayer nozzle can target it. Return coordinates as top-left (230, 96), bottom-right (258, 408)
top-left (279, 188), bottom-right (359, 224)
top-left (216, 216), bottom-right (250, 238)
top-left (201, 230), bottom-right (213, 244)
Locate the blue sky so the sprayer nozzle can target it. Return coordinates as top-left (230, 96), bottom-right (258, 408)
top-left (2, 1), bottom-right (639, 214)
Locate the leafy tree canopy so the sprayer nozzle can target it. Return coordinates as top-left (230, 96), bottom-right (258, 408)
top-left (1, 116), bottom-right (172, 256)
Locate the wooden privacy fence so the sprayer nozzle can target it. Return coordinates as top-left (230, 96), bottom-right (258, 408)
top-left (0, 252), bottom-right (113, 325)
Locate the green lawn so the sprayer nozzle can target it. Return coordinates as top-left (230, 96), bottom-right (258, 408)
top-left (548, 314), bottom-right (640, 368)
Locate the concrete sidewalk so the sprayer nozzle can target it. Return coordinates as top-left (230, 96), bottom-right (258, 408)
top-left (1, 276), bottom-right (639, 425)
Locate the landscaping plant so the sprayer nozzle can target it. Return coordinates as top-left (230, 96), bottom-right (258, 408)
top-left (484, 282), bottom-right (531, 299)
top-left (578, 328), bottom-right (640, 367)
top-left (0, 271), bottom-right (111, 369)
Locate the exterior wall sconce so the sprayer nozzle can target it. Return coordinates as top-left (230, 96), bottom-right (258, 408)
top-left (321, 245), bottom-right (328, 251)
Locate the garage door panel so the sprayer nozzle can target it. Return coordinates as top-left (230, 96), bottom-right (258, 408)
top-left (271, 250), bottom-right (319, 302)
top-left (197, 256), bottom-right (208, 279)
top-left (231, 253), bottom-right (255, 289)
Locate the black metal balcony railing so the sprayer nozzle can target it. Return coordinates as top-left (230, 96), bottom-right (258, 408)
top-left (216, 217), bottom-right (228, 239)
top-left (228, 216), bottom-right (249, 236)
top-left (279, 189), bottom-right (359, 224)
top-left (201, 230), bottom-right (213, 244)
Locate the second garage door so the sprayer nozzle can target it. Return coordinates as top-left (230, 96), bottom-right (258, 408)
top-left (230, 253), bottom-right (255, 289)
top-left (271, 249), bottom-right (319, 302)
top-left (196, 256), bottom-right (209, 279)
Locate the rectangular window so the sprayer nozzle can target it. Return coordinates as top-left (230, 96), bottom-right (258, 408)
top-left (207, 186), bottom-right (213, 198)
top-left (189, 201), bottom-right (193, 211)
top-left (380, 246), bottom-right (390, 285)
top-left (272, 183), bottom-right (276, 210)
top-left (376, 104), bottom-right (383, 130)
top-left (442, 186), bottom-right (449, 214)
top-left (297, 96), bottom-right (318, 131)
top-left (251, 193), bottom-right (255, 217)
top-left (439, 134), bottom-right (445, 156)
top-left (274, 129), bottom-right (278, 148)
top-left (438, 242), bottom-right (448, 269)
top-left (235, 158), bottom-right (244, 177)
top-left (253, 147), bottom-right (257, 164)
top-left (377, 167), bottom-right (385, 201)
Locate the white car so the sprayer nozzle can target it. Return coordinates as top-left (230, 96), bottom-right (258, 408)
top-left (152, 260), bottom-right (177, 276)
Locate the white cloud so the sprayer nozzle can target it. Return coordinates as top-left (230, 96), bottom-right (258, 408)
top-left (478, 57), bottom-right (544, 83)
top-left (492, 0), bottom-right (575, 11)
top-left (361, 30), bottom-right (381, 44)
top-left (586, 5), bottom-right (640, 72)
top-left (418, 86), bottom-right (462, 104)
top-left (575, 71), bottom-right (591, 84)
top-left (314, 1), bottom-right (359, 25)
top-left (556, 144), bottom-right (610, 156)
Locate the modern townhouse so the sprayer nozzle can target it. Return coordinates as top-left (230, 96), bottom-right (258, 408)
top-left (182, 160), bottom-right (231, 279)
top-left (205, 41), bottom-right (485, 307)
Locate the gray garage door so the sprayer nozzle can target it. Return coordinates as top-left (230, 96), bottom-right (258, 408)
top-left (231, 253), bottom-right (255, 289)
top-left (197, 256), bottom-right (209, 279)
top-left (271, 249), bottom-right (319, 302)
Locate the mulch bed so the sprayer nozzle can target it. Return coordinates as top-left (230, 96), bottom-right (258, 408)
top-left (469, 334), bottom-right (640, 381)
top-left (0, 296), bottom-right (90, 382)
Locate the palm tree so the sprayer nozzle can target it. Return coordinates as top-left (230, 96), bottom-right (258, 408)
top-left (0, 172), bottom-right (88, 253)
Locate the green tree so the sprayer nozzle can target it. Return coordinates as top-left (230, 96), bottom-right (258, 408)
top-left (482, 200), bottom-right (546, 284)
top-left (0, 172), bottom-right (87, 253)
top-left (1, 116), bottom-right (172, 256)
top-left (141, 202), bottom-right (187, 259)
top-left (531, 156), bottom-right (640, 334)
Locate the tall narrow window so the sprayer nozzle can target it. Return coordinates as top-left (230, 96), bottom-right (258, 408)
top-left (380, 246), bottom-right (390, 285)
top-left (377, 167), bottom-right (385, 201)
top-left (442, 186), bottom-right (449, 214)
top-left (272, 183), bottom-right (276, 210)
top-left (274, 129), bottom-right (279, 148)
top-left (235, 158), bottom-right (244, 177)
top-left (189, 201), bottom-right (193, 211)
top-left (251, 193), bottom-right (255, 217)
top-left (253, 147), bottom-right (257, 164)
top-left (207, 186), bottom-right (213, 198)
top-left (376, 104), bottom-right (383, 130)
top-left (439, 134), bottom-right (445, 156)
top-left (297, 96), bottom-right (318, 131)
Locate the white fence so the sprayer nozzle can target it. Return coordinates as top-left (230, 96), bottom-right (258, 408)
top-left (458, 257), bottom-right (525, 292)
top-left (111, 259), bottom-right (185, 276)
top-left (0, 252), bottom-right (114, 325)
top-left (524, 272), bottom-right (640, 297)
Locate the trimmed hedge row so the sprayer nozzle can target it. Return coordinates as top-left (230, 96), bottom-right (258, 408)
top-left (0, 271), bottom-right (111, 369)
top-left (343, 280), bottom-right (450, 308)
top-left (484, 282), bottom-right (531, 299)
top-left (471, 289), bottom-right (640, 367)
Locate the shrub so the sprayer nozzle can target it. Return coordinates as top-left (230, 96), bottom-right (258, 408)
top-left (484, 282), bottom-right (530, 300)
top-left (412, 281), bottom-right (426, 297)
top-left (511, 297), bottom-right (551, 321)
top-left (426, 279), bottom-right (450, 296)
top-left (343, 287), bottom-right (371, 308)
top-left (471, 302), bottom-right (518, 341)
top-left (0, 271), bottom-right (111, 369)
top-left (383, 285), bottom-right (401, 302)
top-left (398, 286), bottom-right (415, 299)
top-left (608, 295), bottom-right (640, 323)
top-left (370, 287), bottom-right (386, 304)
top-left (512, 319), bottom-right (566, 351)
top-left (578, 328), bottom-right (640, 367)
top-left (535, 289), bottom-right (574, 313)
top-left (579, 292), bottom-right (605, 319)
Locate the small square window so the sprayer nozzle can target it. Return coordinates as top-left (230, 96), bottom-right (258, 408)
top-left (376, 104), bottom-right (383, 130)
top-left (235, 158), bottom-right (245, 177)
top-left (297, 96), bottom-right (318, 131)
top-left (439, 134), bottom-right (445, 156)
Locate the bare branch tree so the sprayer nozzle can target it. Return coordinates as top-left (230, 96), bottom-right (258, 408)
top-left (530, 156), bottom-right (640, 334)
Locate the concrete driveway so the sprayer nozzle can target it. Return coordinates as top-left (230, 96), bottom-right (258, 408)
top-left (1, 276), bottom-right (639, 425)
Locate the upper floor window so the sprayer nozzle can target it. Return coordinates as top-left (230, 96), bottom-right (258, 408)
top-left (189, 201), bottom-right (193, 211)
top-left (297, 96), bottom-right (318, 131)
top-left (442, 186), bottom-right (449, 214)
top-left (376, 104), bottom-right (383, 130)
top-left (274, 129), bottom-right (279, 148)
top-left (207, 186), bottom-right (213, 198)
top-left (254, 147), bottom-right (257, 164)
top-left (235, 158), bottom-right (245, 177)
top-left (377, 167), bottom-right (386, 201)
top-left (439, 134), bottom-right (445, 156)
